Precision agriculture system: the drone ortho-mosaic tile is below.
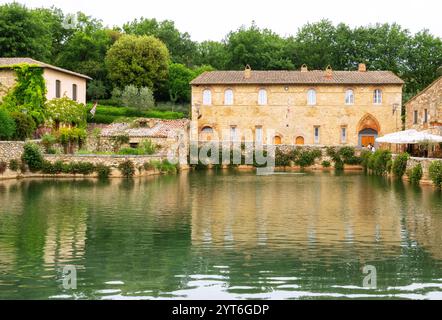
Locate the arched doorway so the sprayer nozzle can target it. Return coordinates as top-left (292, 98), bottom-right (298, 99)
top-left (200, 126), bottom-right (214, 141)
top-left (274, 136), bottom-right (282, 145)
top-left (357, 114), bottom-right (380, 147)
top-left (359, 128), bottom-right (378, 147)
top-left (295, 136), bottom-right (305, 145)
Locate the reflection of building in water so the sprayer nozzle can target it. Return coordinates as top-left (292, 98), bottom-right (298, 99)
top-left (191, 173), bottom-right (409, 261)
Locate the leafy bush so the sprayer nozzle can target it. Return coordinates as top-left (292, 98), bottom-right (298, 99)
top-left (138, 139), bottom-right (157, 155)
top-left (296, 149), bottom-right (322, 168)
top-left (0, 109), bottom-right (16, 140)
top-left (111, 133), bottom-right (130, 152)
top-left (334, 159), bottom-right (344, 170)
top-left (152, 159), bottom-right (178, 174)
top-left (113, 85), bottom-right (155, 111)
top-left (118, 160), bottom-right (135, 178)
top-left (407, 163), bottom-right (423, 185)
top-left (46, 97), bottom-right (87, 127)
top-left (10, 112), bottom-right (36, 140)
top-left (392, 153), bottom-right (409, 178)
top-left (368, 150), bottom-right (392, 175)
top-left (143, 161), bottom-right (155, 171)
top-left (386, 160), bottom-right (393, 174)
top-left (22, 142), bottom-right (44, 172)
top-left (118, 147), bottom-right (143, 155)
top-left (41, 133), bottom-right (57, 153)
top-left (0, 161), bottom-right (6, 174)
top-left (58, 127), bottom-right (87, 153)
top-left (275, 149), bottom-right (292, 167)
top-left (321, 160), bottom-right (331, 168)
top-left (360, 150), bottom-right (372, 170)
top-left (9, 159), bottom-right (20, 171)
top-left (429, 161), bottom-right (442, 188)
top-left (96, 164), bottom-right (111, 179)
top-left (41, 160), bottom-right (57, 174)
top-left (340, 147), bottom-right (361, 165)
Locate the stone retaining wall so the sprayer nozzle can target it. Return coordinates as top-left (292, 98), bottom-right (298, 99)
top-left (0, 141), bottom-right (25, 162)
top-left (405, 157), bottom-right (441, 185)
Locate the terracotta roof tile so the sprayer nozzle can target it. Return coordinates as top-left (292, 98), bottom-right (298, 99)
top-left (191, 70), bottom-right (404, 85)
top-left (0, 57), bottom-right (92, 80)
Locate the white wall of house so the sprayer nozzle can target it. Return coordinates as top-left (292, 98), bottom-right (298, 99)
top-left (44, 68), bottom-right (87, 104)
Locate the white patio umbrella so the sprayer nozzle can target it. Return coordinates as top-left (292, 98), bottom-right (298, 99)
top-left (376, 130), bottom-right (442, 144)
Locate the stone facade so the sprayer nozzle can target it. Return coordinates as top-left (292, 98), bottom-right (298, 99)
top-left (191, 67), bottom-right (403, 147)
top-left (405, 76), bottom-right (442, 133)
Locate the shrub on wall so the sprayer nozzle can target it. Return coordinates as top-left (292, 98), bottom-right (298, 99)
top-left (8, 159), bottom-right (20, 172)
top-left (392, 153), bottom-right (409, 178)
top-left (0, 108), bottom-right (16, 140)
top-left (360, 150), bottom-right (372, 171)
top-left (118, 160), bottom-right (135, 178)
top-left (1, 64), bottom-right (46, 125)
top-left (429, 161), bottom-right (442, 188)
top-left (41, 133), bottom-right (57, 154)
top-left (95, 164), bottom-right (111, 179)
top-left (321, 160), bottom-right (331, 168)
top-left (407, 163), bottom-right (423, 185)
top-left (295, 149), bottom-right (322, 168)
top-left (22, 142), bottom-right (44, 172)
top-left (368, 150), bottom-right (392, 175)
top-left (0, 161), bottom-right (6, 174)
top-left (10, 112), bottom-right (36, 140)
top-left (58, 127), bottom-right (87, 153)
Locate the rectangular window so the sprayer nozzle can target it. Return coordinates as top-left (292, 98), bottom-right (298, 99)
top-left (255, 126), bottom-right (263, 145)
top-left (341, 127), bottom-right (347, 144)
top-left (72, 84), bottom-right (77, 101)
top-left (230, 126), bottom-right (238, 142)
top-left (314, 126), bottom-right (320, 144)
top-left (413, 110), bottom-right (418, 125)
top-left (56, 80), bottom-right (61, 98)
top-left (424, 109), bottom-right (428, 123)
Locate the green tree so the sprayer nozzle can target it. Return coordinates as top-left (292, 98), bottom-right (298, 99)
top-left (0, 109), bottom-right (16, 140)
top-left (289, 20), bottom-right (339, 70)
top-left (105, 34), bottom-right (170, 91)
top-left (403, 31), bottom-right (442, 101)
top-left (167, 63), bottom-right (195, 103)
top-left (195, 41), bottom-right (228, 70)
top-left (123, 18), bottom-right (197, 66)
top-left (0, 3), bottom-right (52, 61)
top-left (225, 22), bottom-right (294, 70)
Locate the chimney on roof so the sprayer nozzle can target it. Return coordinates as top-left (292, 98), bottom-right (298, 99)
top-left (244, 64), bottom-right (252, 79)
top-left (301, 64), bottom-right (308, 72)
top-left (358, 63), bottom-right (367, 72)
top-left (325, 65), bottom-right (333, 79)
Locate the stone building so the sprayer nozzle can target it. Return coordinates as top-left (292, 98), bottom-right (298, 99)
top-left (0, 57), bottom-right (91, 104)
top-left (190, 64), bottom-right (404, 147)
top-left (405, 76), bottom-right (442, 135)
top-left (99, 119), bottom-right (190, 163)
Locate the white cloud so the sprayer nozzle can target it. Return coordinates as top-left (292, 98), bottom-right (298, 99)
top-left (2, 0), bottom-right (441, 41)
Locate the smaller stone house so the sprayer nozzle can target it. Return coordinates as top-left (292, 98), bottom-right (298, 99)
top-left (406, 76), bottom-right (442, 134)
top-left (0, 57), bottom-right (91, 104)
top-left (100, 118), bottom-right (190, 153)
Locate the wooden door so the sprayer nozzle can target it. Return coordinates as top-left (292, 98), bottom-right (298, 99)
top-left (295, 136), bottom-right (304, 145)
top-left (361, 136), bottom-right (375, 147)
top-left (274, 136), bottom-right (282, 145)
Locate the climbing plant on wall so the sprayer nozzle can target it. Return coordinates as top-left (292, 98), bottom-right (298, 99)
top-left (1, 64), bottom-right (47, 125)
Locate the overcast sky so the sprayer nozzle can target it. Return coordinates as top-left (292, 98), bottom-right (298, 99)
top-left (3, 0), bottom-right (442, 41)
